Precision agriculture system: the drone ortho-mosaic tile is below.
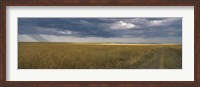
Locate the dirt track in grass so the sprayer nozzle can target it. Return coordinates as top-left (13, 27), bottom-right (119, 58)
top-left (138, 48), bottom-right (182, 69)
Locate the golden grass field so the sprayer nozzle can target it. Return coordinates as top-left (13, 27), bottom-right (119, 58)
top-left (18, 42), bottom-right (182, 69)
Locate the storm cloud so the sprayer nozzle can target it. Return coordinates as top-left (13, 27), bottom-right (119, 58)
top-left (18, 18), bottom-right (182, 43)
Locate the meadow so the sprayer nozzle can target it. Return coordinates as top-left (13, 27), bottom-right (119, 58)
top-left (18, 42), bottom-right (182, 69)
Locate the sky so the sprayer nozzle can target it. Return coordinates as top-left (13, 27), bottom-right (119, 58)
top-left (18, 18), bottom-right (182, 44)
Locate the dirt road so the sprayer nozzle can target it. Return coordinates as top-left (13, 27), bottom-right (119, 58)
top-left (138, 48), bottom-right (181, 69)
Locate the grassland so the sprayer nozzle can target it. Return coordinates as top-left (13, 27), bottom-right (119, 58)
top-left (18, 42), bottom-right (182, 69)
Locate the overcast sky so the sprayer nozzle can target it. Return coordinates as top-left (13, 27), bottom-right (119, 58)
top-left (18, 18), bottom-right (182, 43)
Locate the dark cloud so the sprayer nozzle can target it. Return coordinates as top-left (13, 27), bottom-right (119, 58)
top-left (18, 18), bottom-right (182, 40)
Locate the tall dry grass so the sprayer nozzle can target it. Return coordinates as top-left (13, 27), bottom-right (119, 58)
top-left (18, 43), bottom-right (182, 69)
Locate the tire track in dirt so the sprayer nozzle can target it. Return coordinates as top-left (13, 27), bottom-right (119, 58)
top-left (159, 49), bottom-right (164, 68)
top-left (139, 48), bottom-right (182, 69)
top-left (138, 48), bottom-right (164, 69)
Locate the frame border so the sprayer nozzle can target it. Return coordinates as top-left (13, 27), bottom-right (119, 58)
top-left (0, 0), bottom-right (199, 87)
